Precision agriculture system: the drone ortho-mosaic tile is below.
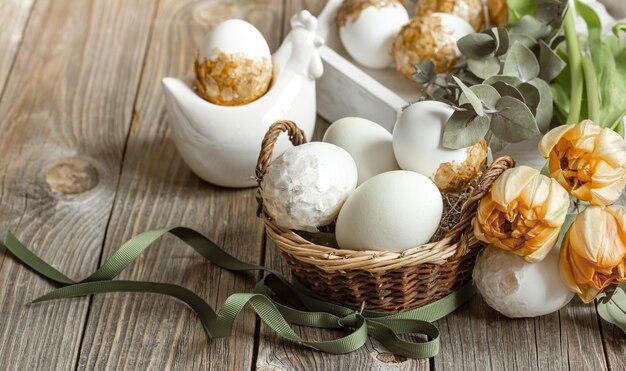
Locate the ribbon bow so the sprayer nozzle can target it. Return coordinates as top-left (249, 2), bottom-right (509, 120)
top-left (3, 227), bottom-right (475, 359)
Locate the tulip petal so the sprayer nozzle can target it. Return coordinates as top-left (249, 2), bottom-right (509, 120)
top-left (539, 123), bottom-right (574, 157)
top-left (492, 166), bottom-right (539, 207)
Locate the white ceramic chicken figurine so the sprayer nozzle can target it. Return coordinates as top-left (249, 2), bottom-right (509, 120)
top-left (162, 11), bottom-right (324, 188)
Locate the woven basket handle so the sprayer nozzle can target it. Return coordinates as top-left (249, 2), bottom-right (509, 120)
top-left (256, 120), bottom-right (307, 215)
top-left (447, 156), bottom-right (515, 255)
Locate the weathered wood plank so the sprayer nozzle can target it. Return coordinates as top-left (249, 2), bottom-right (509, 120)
top-left (75, 1), bottom-right (283, 370)
top-left (0, 0), bottom-right (34, 98)
top-left (0, 0), bottom-right (156, 370)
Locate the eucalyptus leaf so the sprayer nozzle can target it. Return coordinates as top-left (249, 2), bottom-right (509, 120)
top-left (452, 76), bottom-right (484, 116)
top-left (487, 27), bottom-right (510, 56)
top-left (433, 75), bottom-right (447, 87)
top-left (468, 54), bottom-right (502, 79)
top-left (490, 81), bottom-right (525, 102)
top-left (459, 84), bottom-right (501, 109)
top-left (527, 77), bottom-right (553, 133)
top-left (489, 134), bottom-right (509, 153)
top-left (491, 96), bottom-right (540, 142)
top-left (458, 33), bottom-right (496, 59)
top-left (413, 60), bottom-right (436, 84)
top-left (484, 75), bottom-right (523, 86)
top-left (517, 82), bottom-right (540, 115)
top-left (503, 42), bottom-right (540, 82)
top-left (443, 111), bottom-right (490, 149)
top-left (510, 15), bottom-right (547, 39)
top-left (597, 283), bottom-right (626, 334)
top-left (550, 34), bottom-right (566, 49)
top-left (539, 40), bottom-right (566, 82)
top-left (509, 34), bottom-right (537, 48)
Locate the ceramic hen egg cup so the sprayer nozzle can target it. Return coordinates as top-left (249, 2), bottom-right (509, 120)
top-left (162, 11), bottom-right (324, 188)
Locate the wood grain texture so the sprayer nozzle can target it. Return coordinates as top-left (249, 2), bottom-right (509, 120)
top-left (0, 0), bottom-right (155, 370)
top-left (75, 1), bottom-right (282, 370)
top-left (0, 0), bottom-right (34, 98)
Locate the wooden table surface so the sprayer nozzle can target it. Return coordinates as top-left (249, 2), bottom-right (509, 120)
top-left (0, 0), bottom-right (623, 370)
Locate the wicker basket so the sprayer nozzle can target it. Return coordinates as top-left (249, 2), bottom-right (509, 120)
top-left (256, 120), bottom-right (514, 312)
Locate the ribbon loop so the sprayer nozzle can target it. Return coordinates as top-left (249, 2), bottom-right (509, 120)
top-left (3, 227), bottom-right (475, 359)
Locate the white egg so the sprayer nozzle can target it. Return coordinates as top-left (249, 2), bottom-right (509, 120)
top-left (200, 19), bottom-right (271, 60)
top-left (323, 117), bottom-right (400, 185)
top-left (195, 19), bottom-right (273, 106)
top-left (261, 142), bottom-right (358, 232)
top-left (473, 245), bottom-right (575, 318)
top-left (335, 170), bottom-right (443, 252)
top-left (392, 101), bottom-right (486, 192)
top-left (337, 0), bottom-right (409, 69)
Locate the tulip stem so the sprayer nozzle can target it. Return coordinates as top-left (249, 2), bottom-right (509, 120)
top-left (582, 54), bottom-right (600, 123)
top-left (564, 7), bottom-right (583, 124)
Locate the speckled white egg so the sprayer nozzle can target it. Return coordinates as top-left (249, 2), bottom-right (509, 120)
top-left (323, 117), bottom-right (400, 185)
top-left (195, 19), bottom-right (273, 106)
top-left (473, 245), bottom-right (575, 318)
top-left (335, 170), bottom-right (443, 252)
top-left (260, 142), bottom-right (358, 232)
top-left (392, 101), bottom-right (486, 192)
top-left (336, 0), bottom-right (409, 69)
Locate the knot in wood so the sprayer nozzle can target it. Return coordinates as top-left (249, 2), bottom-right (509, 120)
top-left (45, 157), bottom-right (99, 194)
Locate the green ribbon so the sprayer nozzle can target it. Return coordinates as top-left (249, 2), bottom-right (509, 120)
top-left (3, 227), bottom-right (475, 358)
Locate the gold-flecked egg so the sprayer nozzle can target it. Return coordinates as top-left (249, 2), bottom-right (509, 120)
top-left (487, 0), bottom-right (508, 27)
top-left (392, 12), bottom-right (474, 79)
top-left (335, 0), bottom-right (406, 27)
top-left (415, 0), bottom-right (485, 31)
top-left (194, 19), bottom-right (272, 106)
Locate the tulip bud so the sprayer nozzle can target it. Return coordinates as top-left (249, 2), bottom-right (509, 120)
top-left (474, 166), bottom-right (570, 262)
top-left (539, 120), bottom-right (626, 206)
top-left (559, 205), bottom-right (626, 303)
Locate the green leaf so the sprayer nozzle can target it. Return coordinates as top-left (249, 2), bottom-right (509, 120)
top-left (527, 78), bottom-right (554, 133)
top-left (590, 35), bottom-right (626, 128)
top-left (413, 60), bottom-right (436, 84)
top-left (487, 28), bottom-right (510, 56)
top-left (575, 0), bottom-right (601, 42)
top-left (517, 82), bottom-right (540, 115)
top-left (459, 84), bottom-right (501, 109)
top-left (555, 212), bottom-right (577, 251)
top-left (484, 75), bottom-right (523, 86)
top-left (597, 283), bottom-right (626, 334)
top-left (491, 96), bottom-right (540, 142)
top-left (490, 81), bottom-right (525, 102)
top-left (503, 42), bottom-right (540, 82)
top-left (509, 34), bottom-right (537, 49)
top-left (507, 0), bottom-right (537, 25)
top-left (489, 134), bottom-right (509, 153)
top-left (539, 40), bottom-right (566, 82)
top-left (510, 15), bottom-right (547, 39)
top-left (467, 54), bottom-right (502, 79)
top-left (452, 76), bottom-right (484, 116)
top-left (612, 22), bottom-right (626, 38)
top-left (443, 110), bottom-right (490, 149)
top-left (458, 33), bottom-right (496, 59)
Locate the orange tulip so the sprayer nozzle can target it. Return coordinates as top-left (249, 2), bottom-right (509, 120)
top-left (559, 205), bottom-right (626, 303)
top-left (539, 120), bottom-right (626, 206)
top-left (474, 166), bottom-right (570, 262)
